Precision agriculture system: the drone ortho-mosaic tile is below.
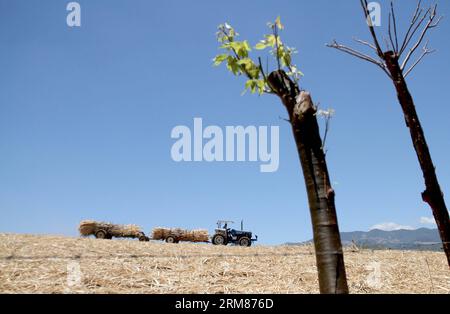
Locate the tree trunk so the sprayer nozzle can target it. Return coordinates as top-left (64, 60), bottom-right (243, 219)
top-left (268, 70), bottom-right (349, 293)
top-left (384, 51), bottom-right (450, 266)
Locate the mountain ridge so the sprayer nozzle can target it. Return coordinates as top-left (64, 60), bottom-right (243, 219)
top-left (288, 228), bottom-right (442, 251)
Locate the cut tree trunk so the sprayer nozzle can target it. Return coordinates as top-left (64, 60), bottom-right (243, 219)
top-left (268, 70), bottom-right (349, 293)
top-left (384, 51), bottom-right (450, 266)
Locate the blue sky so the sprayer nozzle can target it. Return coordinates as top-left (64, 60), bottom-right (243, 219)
top-left (0, 0), bottom-right (448, 244)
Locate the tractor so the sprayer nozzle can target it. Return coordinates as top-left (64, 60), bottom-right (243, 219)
top-left (211, 220), bottom-right (257, 247)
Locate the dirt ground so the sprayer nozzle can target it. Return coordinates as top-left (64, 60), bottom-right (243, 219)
top-left (0, 233), bottom-right (448, 293)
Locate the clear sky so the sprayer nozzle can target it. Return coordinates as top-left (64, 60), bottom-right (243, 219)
top-left (1, 0), bottom-right (449, 244)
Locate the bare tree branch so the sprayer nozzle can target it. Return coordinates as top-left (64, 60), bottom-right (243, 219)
top-left (401, 4), bottom-right (442, 71)
top-left (258, 57), bottom-right (276, 94)
top-left (383, 36), bottom-right (391, 52)
top-left (391, 1), bottom-right (399, 53)
top-left (353, 37), bottom-right (377, 52)
top-left (401, 9), bottom-right (430, 53)
top-left (399, 8), bottom-right (430, 56)
top-left (403, 42), bottom-right (436, 77)
top-left (399, 0), bottom-right (424, 55)
top-left (273, 24), bottom-right (281, 71)
top-left (321, 113), bottom-right (332, 152)
top-left (388, 12), bottom-right (396, 53)
top-left (327, 40), bottom-right (392, 78)
top-left (327, 41), bottom-right (382, 66)
top-left (328, 0), bottom-right (440, 81)
top-left (360, 0), bottom-right (384, 57)
top-left (278, 116), bottom-right (290, 123)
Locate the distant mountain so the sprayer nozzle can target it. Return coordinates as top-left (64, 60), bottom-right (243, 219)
top-left (291, 228), bottom-right (442, 251)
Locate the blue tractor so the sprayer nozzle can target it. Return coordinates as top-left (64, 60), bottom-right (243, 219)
top-left (211, 220), bottom-right (257, 247)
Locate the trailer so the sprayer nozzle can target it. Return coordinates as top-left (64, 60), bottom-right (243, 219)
top-left (151, 227), bottom-right (209, 243)
top-left (79, 220), bottom-right (150, 241)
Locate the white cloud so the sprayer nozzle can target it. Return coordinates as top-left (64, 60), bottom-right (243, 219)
top-left (369, 222), bottom-right (415, 231)
top-left (419, 216), bottom-right (436, 225)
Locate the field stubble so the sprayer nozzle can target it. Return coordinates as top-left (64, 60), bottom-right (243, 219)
top-left (0, 233), bottom-right (448, 293)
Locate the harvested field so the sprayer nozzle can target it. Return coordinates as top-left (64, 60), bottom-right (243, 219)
top-left (0, 233), bottom-right (448, 294)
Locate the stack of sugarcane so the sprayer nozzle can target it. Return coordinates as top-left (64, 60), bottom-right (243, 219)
top-left (78, 220), bottom-right (144, 238)
top-left (152, 227), bottom-right (209, 242)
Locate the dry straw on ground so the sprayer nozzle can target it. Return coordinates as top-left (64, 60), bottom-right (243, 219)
top-left (152, 227), bottom-right (209, 242)
top-left (79, 220), bottom-right (143, 238)
top-left (0, 233), bottom-right (448, 294)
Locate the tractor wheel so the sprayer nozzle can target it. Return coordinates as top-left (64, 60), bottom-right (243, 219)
top-left (105, 234), bottom-right (113, 240)
top-left (212, 234), bottom-right (227, 245)
top-left (95, 230), bottom-right (107, 239)
top-left (166, 236), bottom-right (176, 243)
top-left (238, 237), bottom-right (251, 247)
top-left (139, 235), bottom-right (149, 242)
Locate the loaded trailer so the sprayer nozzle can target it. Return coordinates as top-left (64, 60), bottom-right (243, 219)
top-left (78, 220), bottom-right (150, 241)
top-left (151, 227), bottom-right (209, 243)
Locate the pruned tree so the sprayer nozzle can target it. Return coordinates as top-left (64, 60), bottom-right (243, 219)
top-left (214, 18), bottom-right (349, 293)
top-left (327, 0), bottom-right (450, 266)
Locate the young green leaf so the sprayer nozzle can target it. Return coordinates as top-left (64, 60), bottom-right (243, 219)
top-left (275, 16), bottom-right (284, 30)
top-left (255, 42), bottom-right (267, 50)
top-left (227, 56), bottom-right (240, 75)
top-left (243, 40), bottom-right (251, 52)
top-left (282, 52), bottom-right (291, 67)
top-left (213, 54), bottom-right (228, 66)
top-left (256, 79), bottom-right (266, 95)
top-left (214, 17), bottom-right (302, 95)
top-left (266, 34), bottom-right (276, 47)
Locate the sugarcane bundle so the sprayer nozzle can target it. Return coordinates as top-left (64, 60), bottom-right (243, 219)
top-left (151, 227), bottom-right (209, 242)
top-left (78, 220), bottom-right (144, 238)
top-left (180, 229), bottom-right (209, 242)
top-left (108, 223), bottom-right (142, 237)
top-left (79, 220), bottom-right (101, 236)
top-left (151, 227), bottom-right (168, 240)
